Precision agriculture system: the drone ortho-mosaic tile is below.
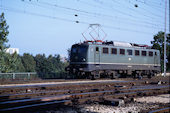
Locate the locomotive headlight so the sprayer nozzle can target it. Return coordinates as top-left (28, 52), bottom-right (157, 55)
top-left (79, 68), bottom-right (83, 71)
top-left (83, 58), bottom-right (86, 61)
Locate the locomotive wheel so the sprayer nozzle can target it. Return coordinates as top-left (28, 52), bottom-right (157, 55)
top-left (113, 74), bottom-right (120, 79)
top-left (111, 71), bottom-right (120, 79)
top-left (110, 75), bottom-right (114, 79)
top-left (147, 71), bottom-right (154, 79)
top-left (109, 71), bottom-right (121, 79)
top-left (138, 75), bottom-right (143, 79)
top-left (147, 74), bottom-right (153, 79)
top-left (132, 72), bottom-right (137, 79)
top-left (133, 74), bottom-right (143, 79)
top-left (90, 75), bottom-right (95, 80)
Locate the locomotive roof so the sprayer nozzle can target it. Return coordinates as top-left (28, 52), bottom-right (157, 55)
top-left (73, 40), bottom-right (158, 51)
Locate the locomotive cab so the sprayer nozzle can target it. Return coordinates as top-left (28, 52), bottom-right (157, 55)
top-left (65, 44), bottom-right (89, 77)
top-left (70, 44), bottom-right (88, 63)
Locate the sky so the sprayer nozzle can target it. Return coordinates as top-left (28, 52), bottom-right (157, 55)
top-left (0, 0), bottom-right (169, 57)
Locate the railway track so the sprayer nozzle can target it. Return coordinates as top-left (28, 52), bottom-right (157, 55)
top-left (0, 77), bottom-right (169, 113)
top-left (149, 107), bottom-right (170, 113)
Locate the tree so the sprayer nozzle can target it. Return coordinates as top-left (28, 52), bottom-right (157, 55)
top-left (0, 53), bottom-right (12, 72)
top-left (0, 12), bottom-right (11, 72)
top-left (34, 54), bottom-right (49, 78)
top-left (0, 13), bottom-right (9, 52)
top-left (151, 31), bottom-right (170, 72)
top-left (67, 48), bottom-right (71, 62)
top-left (34, 54), bottom-right (67, 78)
top-left (13, 54), bottom-right (25, 72)
top-left (21, 53), bottom-right (36, 72)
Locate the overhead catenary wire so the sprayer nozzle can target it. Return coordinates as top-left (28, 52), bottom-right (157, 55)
top-left (26, 0), bottom-right (166, 29)
top-left (1, 0), bottom-right (168, 35)
top-left (126, 0), bottom-right (170, 12)
top-left (78, 0), bottom-right (165, 27)
top-left (0, 6), bottom-right (76, 23)
top-left (111, 0), bottom-right (165, 19)
top-left (36, 0), bottom-right (166, 24)
top-left (92, 0), bottom-right (158, 22)
top-left (0, 6), bottom-right (160, 35)
top-left (21, 0), bottom-right (165, 30)
top-left (93, 0), bottom-right (161, 21)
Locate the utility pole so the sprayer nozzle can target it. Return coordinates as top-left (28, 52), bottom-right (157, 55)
top-left (164, 0), bottom-right (167, 77)
top-left (169, 0), bottom-right (170, 33)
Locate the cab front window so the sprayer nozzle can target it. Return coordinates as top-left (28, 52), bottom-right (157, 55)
top-left (78, 47), bottom-right (87, 54)
top-left (72, 48), bottom-right (77, 53)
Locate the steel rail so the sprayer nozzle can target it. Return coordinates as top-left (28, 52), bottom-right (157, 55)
top-left (0, 88), bottom-right (169, 112)
top-left (0, 85), bottom-right (169, 112)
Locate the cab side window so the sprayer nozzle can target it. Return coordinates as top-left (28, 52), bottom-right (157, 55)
top-left (103, 47), bottom-right (108, 54)
top-left (149, 51), bottom-right (153, 56)
top-left (142, 51), bottom-right (147, 56)
top-left (127, 49), bottom-right (133, 55)
top-left (120, 49), bottom-right (125, 55)
top-left (96, 47), bottom-right (99, 52)
top-left (135, 50), bottom-right (140, 56)
top-left (111, 48), bottom-right (117, 54)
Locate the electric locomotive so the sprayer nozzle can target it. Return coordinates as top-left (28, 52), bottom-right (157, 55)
top-left (65, 40), bottom-right (160, 79)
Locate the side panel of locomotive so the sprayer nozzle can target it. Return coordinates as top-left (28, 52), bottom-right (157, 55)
top-left (88, 45), bottom-right (160, 71)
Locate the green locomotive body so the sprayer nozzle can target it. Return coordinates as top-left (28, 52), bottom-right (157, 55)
top-left (66, 41), bottom-right (160, 79)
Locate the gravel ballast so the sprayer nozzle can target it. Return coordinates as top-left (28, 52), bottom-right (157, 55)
top-left (38, 94), bottom-right (170, 113)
